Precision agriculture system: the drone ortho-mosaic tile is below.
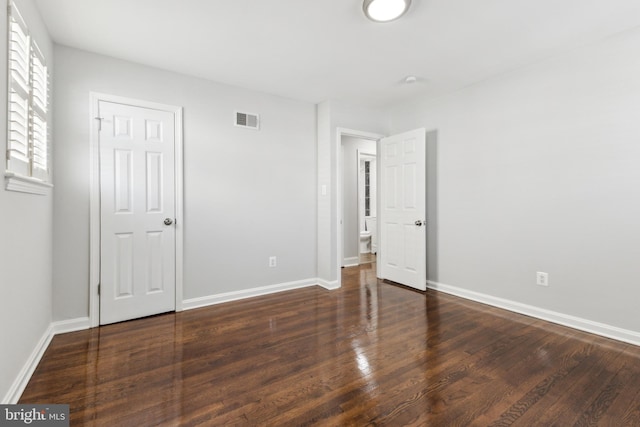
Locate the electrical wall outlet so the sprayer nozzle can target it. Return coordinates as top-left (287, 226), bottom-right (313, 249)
top-left (269, 256), bottom-right (277, 268)
top-left (536, 272), bottom-right (549, 286)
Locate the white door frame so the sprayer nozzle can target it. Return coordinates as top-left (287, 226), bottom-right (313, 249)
top-left (336, 128), bottom-right (384, 288)
top-left (89, 92), bottom-right (184, 328)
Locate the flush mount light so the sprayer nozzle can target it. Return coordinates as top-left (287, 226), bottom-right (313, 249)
top-left (363, 0), bottom-right (412, 23)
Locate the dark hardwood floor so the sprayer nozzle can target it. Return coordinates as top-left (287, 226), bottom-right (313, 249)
top-left (21, 263), bottom-right (640, 426)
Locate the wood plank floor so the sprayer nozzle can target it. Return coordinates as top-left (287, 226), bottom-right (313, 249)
top-left (21, 263), bottom-right (640, 426)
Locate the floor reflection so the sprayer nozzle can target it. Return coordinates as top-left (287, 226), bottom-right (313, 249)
top-left (21, 261), bottom-right (640, 425)
top-left (22, 261), bottom-right (441, 425)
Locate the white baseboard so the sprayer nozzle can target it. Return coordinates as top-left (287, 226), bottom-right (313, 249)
top-left (342, 257), bottom-right (359, 268)
top-left (317, 278), bottom-right (340, 290)
top-left (182, 278), bottom-right (321, 310)
top-left (52, 317), bottom-right (91, 335)
top-left (427, 280), bottom-right (640, 347)
top-left (3, 324), bottom-right (54, 404)
top-left (2, 317), bottom-right (91, 404)
top-left (4, 275), bottom-right (342, 404)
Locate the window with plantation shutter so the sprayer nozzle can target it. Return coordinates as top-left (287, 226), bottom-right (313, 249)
top-left (5, 1), bottom-right (52, 194)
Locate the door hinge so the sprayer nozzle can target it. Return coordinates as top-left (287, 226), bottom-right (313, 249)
top-left (97, 284), bottom-right (101, 295)
top-left (95, 117), bottom-right (104, 131)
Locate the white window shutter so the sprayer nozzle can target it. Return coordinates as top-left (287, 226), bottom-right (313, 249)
top-left (31, 43), bottom-right (47, 113)
top-left (30, 42), bottom-right (48, 179)
top-left (7, 4), bottom-right (31, 176)
top-left (8, 7), bottom-right (29, 94)
top-left (8, 91), bottom-right (29, 159)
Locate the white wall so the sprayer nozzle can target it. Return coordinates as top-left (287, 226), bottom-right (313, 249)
top-left (0, 0), bottom-right (54, 402)
top-left (341, 136), bottom-right (376, 263)
top-left (388, 28), bottom-right (640, 333)
top-left (53, 46), bottom-right (317, 320)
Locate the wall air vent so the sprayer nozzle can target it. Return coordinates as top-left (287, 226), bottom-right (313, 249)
top-left (235, 111), bottom-right (260, 130)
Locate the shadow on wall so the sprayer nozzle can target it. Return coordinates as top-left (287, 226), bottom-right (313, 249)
top-left (426, 130), bottom-right (438, 284)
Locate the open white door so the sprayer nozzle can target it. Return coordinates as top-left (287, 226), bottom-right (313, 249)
top-left (99, 100), bottom-right (176, 324)
top-left (379, 128), bottom-right (426, 291)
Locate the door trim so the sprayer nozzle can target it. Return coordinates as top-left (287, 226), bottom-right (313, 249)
top-left (89, 92), bottom-right (184, 328)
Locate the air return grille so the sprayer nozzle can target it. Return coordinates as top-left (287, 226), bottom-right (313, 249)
top-left (235, 111), bottom-right (260, 130)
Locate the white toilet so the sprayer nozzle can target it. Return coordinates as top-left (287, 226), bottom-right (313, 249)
top-left (359, 230), bottom-right (371, 254)
top-left (359, 217), bottom-right (377, 254)
top-left (366, 217), bottom-right (377, 254)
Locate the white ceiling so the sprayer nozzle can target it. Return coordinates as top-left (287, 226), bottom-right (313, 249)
top-left (35, 0), bottom-right (640, 108)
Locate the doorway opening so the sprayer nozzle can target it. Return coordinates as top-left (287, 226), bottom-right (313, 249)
top-left (334, 127), bottom-right (438, 291)
top-left (337, 129), bottom-right (382, 279)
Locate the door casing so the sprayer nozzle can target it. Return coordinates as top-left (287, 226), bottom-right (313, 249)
top-left (89, 92), bottom-right (184, 327)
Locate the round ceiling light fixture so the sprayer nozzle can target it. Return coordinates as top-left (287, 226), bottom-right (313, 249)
top-left (363, 0), bottom-right (412, 23)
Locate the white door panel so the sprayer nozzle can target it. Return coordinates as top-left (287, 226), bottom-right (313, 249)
top-left (380, 128), bottom-right (426, 290)
top-left (100, 101), bottom-right (176, 324)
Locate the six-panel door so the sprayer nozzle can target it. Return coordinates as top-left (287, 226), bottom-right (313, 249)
top-left (379, 128), bottom-right (427, 291)
top-left (99, 101), bottom-right (176, 325)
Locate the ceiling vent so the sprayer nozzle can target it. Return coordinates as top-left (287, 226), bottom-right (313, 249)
top-left (235, 111), bottom-right (260, 130)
